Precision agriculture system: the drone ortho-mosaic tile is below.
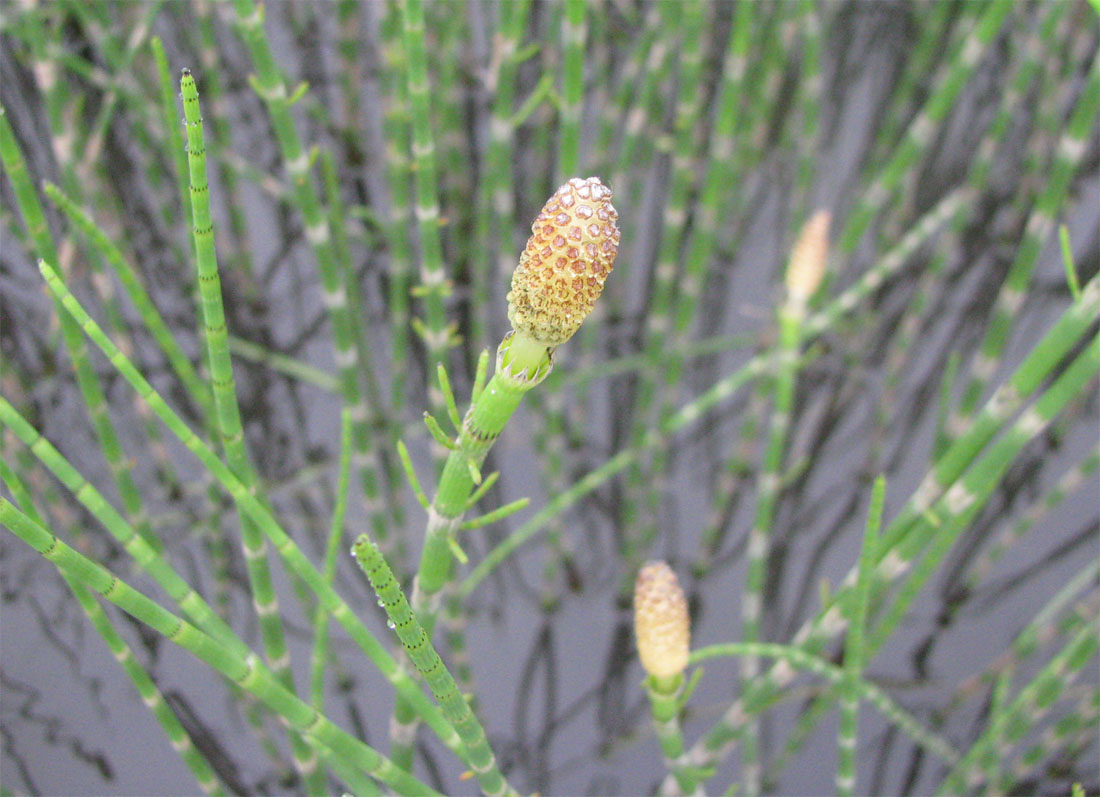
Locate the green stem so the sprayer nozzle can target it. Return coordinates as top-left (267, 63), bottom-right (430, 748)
top-left (353, 536), bottom-right (516, 797)
top-left (739, 304), bottom-right (804, 796)
top-left (838, 0), bottom-right (1013, 253)
top-left (32, 260), bottom-right (466, 762)
top-left (967, 446), bottom-right (1100, 589)
top-left (686, 642), bottom-right (958, 767)
top-left (152, 36), bottom-right (193, 257)
top-left (677, 276), bottom-right (1100, 776)
top-left (938, 623), bottom-right (1098, 795)
top-left (954, 54), bottom-right (1100, 422)
top-left (180, 69), bottom-right (321, 790)
top-left (391, 335), bottom-right (551, 766)
top-left (0, 463), bottom-right (225, 796)
top-left (699, 330), bottom-right (1099, 781)
top-left (623, 0), bottom-right (703, 573)
top-left (230, 0), bottom-right (385, 548)
top-left (401, 0), bottom-right (452, 413)
top-left (0, 500), bottom-right (440, 797)
top-left (0, 103), bottom-right (163, 555)
top-left (414, 334), bottom-right (552, 621)
top-left (310, 409), bottom-right (354, 711)
top-left (837, 477), bottom-right (884, 797)
top-left (644, 674), bottom-right (698, 795)
top-left (557, 0), bottom-right (585, 180)
top-left (43, 182), bottom-right (214, 426)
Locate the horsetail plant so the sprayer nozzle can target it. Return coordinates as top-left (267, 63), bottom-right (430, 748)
top-left (739, 209), bottom-right (830, 795)
top-left (838, 0), bottom-right (1013, 253)
top-left (0, 105), bottom-right (163, 556)
top-left (230, 0), bottom-right (391, 551)
top-left (557, 0), bottom-right (586, 181)
top-left (0, 500), bottom-right (438, 796)
top-left (787, 327), bottom-right (1100, 779)
top-left (866, 2), bottom-right (1066, 469)
top-left (393, 175), bottom-right (620, 762)
top-left (529, 0), bottom-right (596, 609)
top-left (4, 4), bottom-right (1096, 793)
top-left (42, 182), bottom-right (214, 422)
top-left (671, 272), bottom-right (1100, 786)
top-left (1002, 686), bottom-right (1100, 793)
top-left (966, 446), bottom-right (1100, 589)
top-left (461, 189), bottom-right (961, 597)
top-left (378, 5), bottom-right (417, 425)
top-left (180, 70), bottom-right (321, 789)
top-left (309, 409), bottom-right (353, 713)
top-left (634, 561), bottom-right (700, 796)
top-left (626, 0), bottom-right (705, 575)
top-left (621, 0), bottom-right (753, 594)
top-left (951, 54), bottom-right (1100, 432)
top-left (939, 617), bottom-right (1099, 795)
top-left (27, 170), bottom-right (619, 787)
top-left (412, 175), bottom-right (620, 627)
top-left (400, 0), bottom-right (455, 418)
top-left (0, 462), bottom-right (225, 796)
top-left (606, 3), bottom-right (678, 209)
top-left (687, 328), bottom-right (1100, 786)
top-left (476, 0), bottom-right (531, 308)
top-left (27, 261), bottom-right (469, 762)
top-left (942, 560), bottom-right (1100, 788)
top-left (866, 334), bottom-right (1100, 658)
top-left (836, 475), bottom-right (884, 797)
top-left (684, 642), bottom-right (958, 770)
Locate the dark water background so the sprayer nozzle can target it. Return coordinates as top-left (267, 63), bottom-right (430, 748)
top-left (2, 2), bottom-right (1099, 795)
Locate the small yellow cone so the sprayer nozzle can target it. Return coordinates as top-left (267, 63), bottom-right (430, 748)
top-left (634, 561), bottom-right (690, 680)
top-left (785, 209), bottom-right (831, 309)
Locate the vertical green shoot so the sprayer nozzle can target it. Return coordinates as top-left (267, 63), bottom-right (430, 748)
top-left (401, 0), bottom-right (453, 419)
top-left (557, 0), bottom-right (585, 179)
top-left (230, 0), bottom-right (385, 550)
top-left (953, 57), bottom-right (1100, 424)
top-left (837, 476), bottom-right (884, 797)
top-left (179, 70), bottom-right (321, 790)
top-left (310, 409), bottom-right (354, 711)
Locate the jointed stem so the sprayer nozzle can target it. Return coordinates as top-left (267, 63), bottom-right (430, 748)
top-left (688, 642), bottom-right (958, 766)
top-left (389, 336), bottom-right (551, 768)
top-left (415, 360), bottom-right (539, 618)
top-left (0, 104), bottom-right (162, 556)
top-left (31, 261), bottom-right (467, 763)
top-left (0, 500), bottom-right (439, 797)
top-left (180, 70), bottom-right (320, 789)
top-left (230, 0), bottom-right (390, 549)
top-left (644, 674), bottom-right (699, 796)
top-left (952, 54), bottom-right (1100, 427)
top-left (464, 187), bottom-right (965, 597)
top-left (354, 536), bottom-right (517, 797)
top-left (677, 318), bottom-right (1100, 784)
top-left (837, 477), bottom-right (885, 797)
top-left (739, 304), bottom-right (804, 796)
top-left (400, 0), bottom-right (452, 418)
top-left (310, 409), bottom-right (354, 712)
top-left (838, 0), bottom-right (1013, 253)
top-left (0, 464), bottom-right (226, 796)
